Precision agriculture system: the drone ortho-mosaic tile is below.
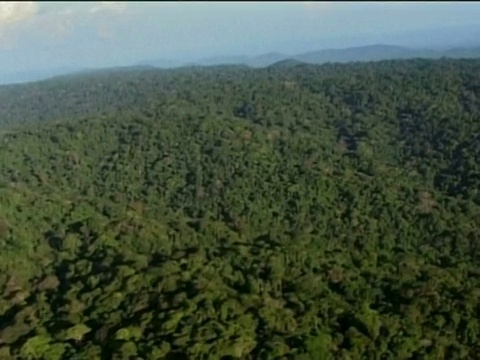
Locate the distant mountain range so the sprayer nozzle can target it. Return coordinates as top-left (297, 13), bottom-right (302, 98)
top-left (2, 44), bottom-right (480, 86)
top-left (142, 44), bottom-right (480, 69)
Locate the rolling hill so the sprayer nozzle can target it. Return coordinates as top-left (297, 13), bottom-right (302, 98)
top-left (0, 58), bottom-right (479, 358)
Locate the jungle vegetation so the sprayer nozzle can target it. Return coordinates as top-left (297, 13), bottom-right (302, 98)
top-left (0, 59), bottom-right (480, 359)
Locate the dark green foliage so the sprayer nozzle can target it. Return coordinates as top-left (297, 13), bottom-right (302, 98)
top-left (0, 59), bottom-right (480, 359)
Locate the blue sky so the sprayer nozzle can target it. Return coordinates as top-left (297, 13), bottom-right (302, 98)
top-left (1, 1), bottom-right (480, 73)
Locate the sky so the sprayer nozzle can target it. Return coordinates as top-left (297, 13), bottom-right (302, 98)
top-left (1, 1), bottom-right (480, 74)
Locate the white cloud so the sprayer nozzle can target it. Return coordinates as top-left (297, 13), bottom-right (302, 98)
top-left (6, 2), bottom-right (129, 44)
top-left (44, 13), bottom-right (75, 42)
top-left (303, 1), bottom-right (332, 8)
top-left (90, 2), bottom-right (127, 14)
top-left (87, 3), bottom-right (131, 41)
top-left (0, 1), bottom-right (38, 27)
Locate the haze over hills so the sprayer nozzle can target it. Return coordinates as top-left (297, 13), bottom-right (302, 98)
top-left (1, 2), bottom-right (480, 86)
top-left (0, 67), bottom-right (86, 87)
top-left (189, 44), bottom-right (480, 68)
top-left (2, 43), bottom-right (480, 86)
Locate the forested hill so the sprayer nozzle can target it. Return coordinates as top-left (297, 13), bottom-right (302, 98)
top-left (0, 64), bottom-right (257, 127)
top-left (1, 58), bottom-right (479, 128)
top-left (0, 59), bottom-right (480, 359)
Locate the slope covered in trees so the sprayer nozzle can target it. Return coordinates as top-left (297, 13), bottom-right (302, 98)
top-left (0, 59), bottom-right (480, 359)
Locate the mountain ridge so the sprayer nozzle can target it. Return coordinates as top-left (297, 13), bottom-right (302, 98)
top-left (2, 43), bottom-right (480, 86)
top-left (143, 44), bottom-right (480, 69)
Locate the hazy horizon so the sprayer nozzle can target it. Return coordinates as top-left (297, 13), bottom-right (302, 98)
top-left (0, 2), bottom-right (480, 75)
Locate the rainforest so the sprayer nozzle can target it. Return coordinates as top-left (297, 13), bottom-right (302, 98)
top-left (0, 59), bottom-right (480, 359)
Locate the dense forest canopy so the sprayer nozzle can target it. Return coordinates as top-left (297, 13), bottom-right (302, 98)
top-left (0, 58), bottom-right (480, 359)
